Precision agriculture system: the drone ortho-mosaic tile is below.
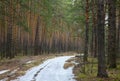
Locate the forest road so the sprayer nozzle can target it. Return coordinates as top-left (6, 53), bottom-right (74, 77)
top-left (14, 56), bottom-right (76, 81)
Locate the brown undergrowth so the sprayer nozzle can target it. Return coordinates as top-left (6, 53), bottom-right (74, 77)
top-left (64, 57), bottom-right (76, 69)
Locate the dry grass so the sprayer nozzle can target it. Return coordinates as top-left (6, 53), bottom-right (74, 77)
top-left (64, 56), bottom-right (76, 69)
top-left (66, 57), bottom-right (76, 62)
top-left (64, 62), bottom-right (75, 69)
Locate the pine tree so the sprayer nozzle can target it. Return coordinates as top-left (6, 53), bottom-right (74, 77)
top-left (108, 0), bottom-right (117, 68)
top-left (97, 0), bottom-right (108, 78)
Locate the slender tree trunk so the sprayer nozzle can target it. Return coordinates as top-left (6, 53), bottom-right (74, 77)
top-left (117, 9), bottom-right (120, 57)
top-left (6, 0), bottom-right (15, 59)
top-left (91, 0), bottom-right (97, 57)
top-left (6, 19), bottom-right (13, 58)
top-left (34, 16), bottom-right (40, 55)
top-left (84, 0), bottom-right (89, 62)
top-left (0, 4), bottom-right (6, 58)
top-left (97, 0), bottom-right (108, 78)
top-left (108, 0), bottom-right (117, 68)
top-left (118, 10), bottom-right (120, 56)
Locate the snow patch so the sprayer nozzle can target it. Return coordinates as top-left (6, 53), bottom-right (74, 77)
top-left (8, 68), bottom-right (19, 77)
top-left (26, 61), bottom-right (34, 64)
top-left (35, 56), bottom-right (76, 81)
top-left (0, 70), bottom-right (10, 75)
top-left (13, 56), bottom-right (76, 81)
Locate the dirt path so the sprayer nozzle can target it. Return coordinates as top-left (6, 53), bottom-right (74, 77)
top-left (0, 52), bottom-right (75, 81)
top-left (14, 56), bottom-right (76, 81)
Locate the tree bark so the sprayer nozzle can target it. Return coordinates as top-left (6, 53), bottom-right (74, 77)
top-left (84, 0), bottom-right (89, 62)
top-left (108, 0), bottom-right (117, 68)
top-left (6, 0), bottom-right (15, 59)
top-left (34, 16), bottom-right (40, 55)
top-left (91, 0), bottom-right (97, 57)
top-left (97, 0), bottom-right (108, 78)
top-left (117, 9), bottom-right (120, 58)
top-left (119, 10), bottom-right (120, 57)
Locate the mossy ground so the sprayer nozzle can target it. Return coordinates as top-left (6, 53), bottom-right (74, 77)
top-left (74, 57), bottom-right (120, 81)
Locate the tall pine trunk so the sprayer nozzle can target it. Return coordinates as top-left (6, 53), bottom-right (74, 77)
top-left (117, 9), bottom-right (120, 58)
top-left (108, 0), bottom-right (117, 68)
top-left (6, 0), bottom-right (15, 59)
top-left (97, 0), bottom-right (108, 78)
top-left (84, 0), bottom-right (89, 62)
top-left (119, 10), bottom-right (120, 56)
top-left (91, 0), bottom-right (97, 57)
top-left (34, 16), bottom-right (40, 55)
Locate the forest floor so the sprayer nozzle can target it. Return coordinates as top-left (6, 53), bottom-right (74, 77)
top-left (0, 52), bottom-right (74, 81)
top-left (73, 57), bottom-right (120, 81)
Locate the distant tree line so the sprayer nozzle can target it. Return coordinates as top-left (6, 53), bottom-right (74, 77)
top-left (0, 0), bottom-right (83, 59)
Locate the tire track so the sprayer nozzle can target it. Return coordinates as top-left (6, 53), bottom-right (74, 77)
top-left (32, 62), bottom-right (52, 81)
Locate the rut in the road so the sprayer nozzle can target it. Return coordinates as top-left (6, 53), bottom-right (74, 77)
top-left (32, 62), bottom-right (51, 81)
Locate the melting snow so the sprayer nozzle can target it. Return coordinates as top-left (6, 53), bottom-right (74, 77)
top-left (8, 68), bottom-right (19, 77)
top-left (26, 61), bottom-right (34, 64)
top-left (14, 56), bottom-right (76, 81)
top-left (0, 70), bottom-right (10, 75)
